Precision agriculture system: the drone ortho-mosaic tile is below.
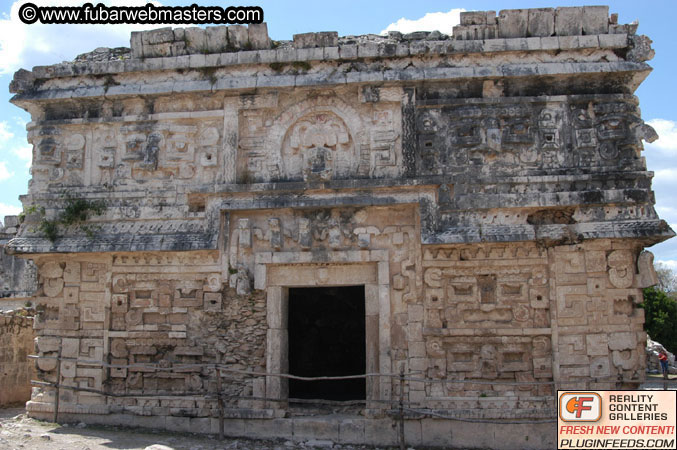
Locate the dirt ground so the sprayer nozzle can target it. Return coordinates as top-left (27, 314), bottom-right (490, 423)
top-left (642, 373), bottom-right (677, 390)
top-left (0, 406), bottom-right (397, 450)
top-left (1, 376), bottom-right (674, 450)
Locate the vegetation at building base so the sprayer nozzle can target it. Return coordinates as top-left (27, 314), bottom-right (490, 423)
top-left (640, 263), bottom-right (677, 354)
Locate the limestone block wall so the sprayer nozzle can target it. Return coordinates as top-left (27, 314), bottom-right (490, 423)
top-left (419, 243), bottom-right (553, 415)
top-left (551, 240), bottom-right (648, 388)
top-left (130, 23), bottom-right (271, 59)
top-left (27, 252), bottom-right (268, 418)
top-left (414, 240), bottom-right (652, 417)
top-left (0, 311), bottom-right (36, 406)
top-left (453, 6), bottom-right (631, 40)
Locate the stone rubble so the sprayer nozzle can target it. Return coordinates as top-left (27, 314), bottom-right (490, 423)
top-left (645, 337), bottom-right (676, 374)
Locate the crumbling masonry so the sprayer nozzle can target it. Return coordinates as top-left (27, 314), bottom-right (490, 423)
top-left (5, 6), bottom-right (673, 448)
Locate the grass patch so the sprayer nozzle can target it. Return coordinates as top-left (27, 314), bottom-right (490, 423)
top-left (31, 194), bottom-right (107, 242)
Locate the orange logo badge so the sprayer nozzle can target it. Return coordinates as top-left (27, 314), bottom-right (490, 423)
top-left (559, 392), bottom-right (602, 422)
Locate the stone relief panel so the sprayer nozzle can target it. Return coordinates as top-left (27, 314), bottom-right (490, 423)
top-left (422, 244), bottom-right (550, 329)
top-left (416, 96), bottom-right (649, 177)
top-left (29, 252), bottom-right (269, 416)
top-left (30, 259), bottom-right (109, 413)
top-left (281, 112), bottom-right (355, 182)
top-left (237, 91), bottom-right (402, 183)
top-left (228, 205), bottom-right (419, 285)
top-left (417, 243), bottom-right (552, 404)
top-left (106, 252), bottom-right (266, 412)
top-left (570, 100), bottom-right (643, 167)
top-left (28, 126), bottom-right (86, 188)
top-left (27, 118), bottom-right (223, 192)
top-left (551, 241), bottom-right (647, 389)
top-left (107, 120), bottom-right (222, 184)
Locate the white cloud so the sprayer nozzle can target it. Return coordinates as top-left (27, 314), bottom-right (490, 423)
top-left (0, 120), bottom-right (31, 168)
top-left (13, 115), bottom-right (28, 129)
top-left (0, 202), bottom-right (22, 220)
top-left (653, 168), bottom-right (677, 183)
top-left (656, 205), bottom-right (677, 216)
top-left (656, 260), bottom-right (677, 270)
top-left (1, 0), bottom-right (166, 75)
top-left (646, 118), bottom-right (677, 152)
top-left (656, 205), bottom-right (677, 212)
top-left (381, 8), bottom-right (465, 35)
top-left (0, 162), bottom-right (15, 181)
top-left (12, 145), bottom-right (32, 168)
top-left (0, 121), bottom-right (14, 141)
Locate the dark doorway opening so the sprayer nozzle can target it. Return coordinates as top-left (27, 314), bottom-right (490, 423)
top-left (288, 286), bottom-right (366, 401)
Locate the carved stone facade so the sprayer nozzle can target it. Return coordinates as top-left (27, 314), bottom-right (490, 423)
top-left (5, 6), bottom-right (672, 448)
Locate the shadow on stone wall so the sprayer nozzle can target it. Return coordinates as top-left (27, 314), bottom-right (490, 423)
top-left (0, 310), bottom-right (36, 407)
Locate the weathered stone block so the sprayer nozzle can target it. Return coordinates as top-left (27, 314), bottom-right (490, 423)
top-left (293, 417), bottom-right (339, 442)
top-left (205, 26), bottom-right (228, 53)
top-left (586, 334), bottom-right (608, 356)
top-left (61, 338), bottom-right (79, 358)
top-left (3, 215), bottom-right (19, 228)
top-left (637, 250), bottom-right (659, 288)
top-left (184, 27), bottom-right (206, 53)
top-left (599, 33), bottom-right (628, 48)
top-left (142, 27), bottom-right (174, 45)
top-left (228, 25), bottom-right (249, 50)
top-left (36, 336), bottom-right (59, 353)
top-left (420, 419), bottom-right (452, 447)
top-left (498, 9), bottom-right (528, 39)
top-left (461, 11), bottom-right (492, 26)
top-left (338, 418), bottom-right (365, 444)
top-left (248, 23), bottom-right (270, 50)
top-left (590, 356), bottom-right (610, 377)
top-left (608, 332), bottom-right (637, 351)
top-left (63, 286), bottom-right (79, 303)
top-left (130, 32), bottom-right (144, 58)
top-left (527, 8), bottom-right (554, 37)
top-left (293, 32), bottom-right (338, 48)
top-left (203, 292), bottom-right (222, 311)
top-left (364, 419), bottom-right (398, 446)
top-left (555, 7), bottom-right (583, 36)
top-left (582, 6), bottom-right (609, 35)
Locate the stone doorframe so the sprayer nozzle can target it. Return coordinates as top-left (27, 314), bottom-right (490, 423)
top-left (254, 249), bottom-right (391, 410)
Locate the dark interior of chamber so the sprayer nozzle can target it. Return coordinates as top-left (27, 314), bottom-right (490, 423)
top-left (288, 286), bottom-right (366, 401)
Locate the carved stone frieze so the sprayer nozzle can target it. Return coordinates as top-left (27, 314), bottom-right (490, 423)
top-left (416, 97), bottom-right (648, 176)
top-left (237, 92), bottom-right (402, 183)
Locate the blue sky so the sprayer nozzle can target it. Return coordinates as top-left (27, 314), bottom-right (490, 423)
top-left (1, 0), bottom-right (676, 265)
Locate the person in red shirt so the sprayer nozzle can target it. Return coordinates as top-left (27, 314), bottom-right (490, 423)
top-left (658, 350), bottom-right (669, 379)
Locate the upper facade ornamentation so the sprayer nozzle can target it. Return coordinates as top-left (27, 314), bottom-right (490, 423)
top-left (4, 6), bottom-right (673, 254)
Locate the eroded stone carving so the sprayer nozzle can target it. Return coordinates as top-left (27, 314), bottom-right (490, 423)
top-left (284, 112), bottom-right (352, 182)
top-left (608, 250), bottom-right (634, 289)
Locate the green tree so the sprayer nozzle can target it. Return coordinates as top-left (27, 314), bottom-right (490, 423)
top-left (655, 263), bottom-right (677, 294)
top-left (640, 286), bottom-right (677, 354)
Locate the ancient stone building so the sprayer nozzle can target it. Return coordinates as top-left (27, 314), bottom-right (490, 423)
top-left (5, 6), bottom-right (672, 448)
